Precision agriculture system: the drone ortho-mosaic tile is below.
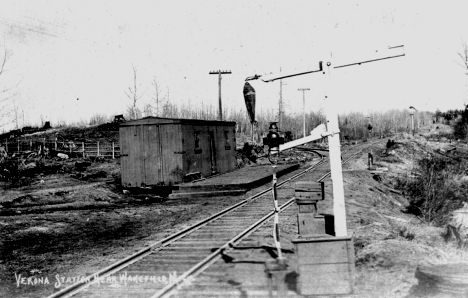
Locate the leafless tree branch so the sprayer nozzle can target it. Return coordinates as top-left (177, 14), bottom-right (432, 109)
top-left (0, 47), bottom-right (6, 77)
top-left (124, 65), bottom-right (142, 119)
top-left (458, 43), bottom-right (468, 73)
top-left (152, 77), bottom-right (159, 116)
top-left (0, 92), bottom-right (17, 104)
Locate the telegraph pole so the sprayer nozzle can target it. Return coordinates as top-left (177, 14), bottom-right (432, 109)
top-left (209, 70), bottom-right (232, 120)
top-left (366, 115), bottom-right (371, 139)
top-left (279, 79), bottom-right (283, 126)
top-left (298, 88), bottom-right (310, 137)
top-left (409, 106), bottom-right (416, 136)
top-left (278, 67), bottom-right (287, 128)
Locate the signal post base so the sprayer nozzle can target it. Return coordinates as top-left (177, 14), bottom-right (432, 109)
top-left (292, 234), bottom-right (355, 296)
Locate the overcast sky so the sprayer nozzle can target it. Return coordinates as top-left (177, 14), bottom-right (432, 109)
top-left (1, 0), bottom-right (468, 130)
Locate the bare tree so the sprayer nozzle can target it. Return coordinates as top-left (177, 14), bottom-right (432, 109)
top-left (458, 44), bottom-right (468, 117)
top-left (0, 47), bottom-right (10, 103)
top-left (0, 46), bottom-right (20, 130)
top-left (142, 103), bottom-right (153, 117)
top-left (161, 86), bottom-right (176, 117)
top-left (124, 65), bottom-right (142, 120)
top-left (152, 77), bottom-right (160, 117)
top-left (12, 100), bottom-right (20, 129)
top-left (0, 47), bottom-right (6, 78)
top-left (458, 43), bottom-right (468, 72)
top-left (89, 113), bottom-right (109, 126)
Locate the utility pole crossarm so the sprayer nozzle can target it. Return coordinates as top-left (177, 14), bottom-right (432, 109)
top-left (209, 70), bottom-right (232, 75)
top-left (209, 70), bottom-right (232, 121)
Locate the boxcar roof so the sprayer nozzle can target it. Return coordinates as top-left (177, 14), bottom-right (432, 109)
top-left (120, 116), bottom-right (236, 127)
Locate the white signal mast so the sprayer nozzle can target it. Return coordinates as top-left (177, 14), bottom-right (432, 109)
top-left (246, 45), bottom-right (405, 237)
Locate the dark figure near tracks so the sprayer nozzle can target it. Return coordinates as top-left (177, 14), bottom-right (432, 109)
top-left (242, 142), bottom-right (257, 163)
top-left (113, 114), bottom-right (126, 123)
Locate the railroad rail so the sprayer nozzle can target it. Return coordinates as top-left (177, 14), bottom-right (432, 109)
top-left (48, 142), bottom-right (373, 298)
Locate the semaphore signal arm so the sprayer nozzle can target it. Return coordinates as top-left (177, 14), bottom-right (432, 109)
top-left (245, 45), bottom-right (405, 83)
top-left (248, 44), bottom-right (406, 154)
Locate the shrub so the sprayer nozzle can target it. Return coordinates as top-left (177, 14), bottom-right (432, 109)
top-left (400, 155), bottom-right (467, 225)
top-left (89, 114), bottom-right (110, 126)
top-left (453, 106), bottom-right (468, 140)
top-left (453, 120), bottom-right (468, 140)
top-left (0, 157), bottom-right (21, 182)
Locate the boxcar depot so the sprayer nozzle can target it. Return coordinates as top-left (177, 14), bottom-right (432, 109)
top-left (119, 117), bottom-right (236, 187)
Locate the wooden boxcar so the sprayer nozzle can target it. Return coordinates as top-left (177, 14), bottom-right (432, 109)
top-left (119, 117), bottom-right (237, 187)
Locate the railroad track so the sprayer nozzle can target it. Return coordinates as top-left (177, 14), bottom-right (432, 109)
top-left (48, 141), bottom-right (375, 298)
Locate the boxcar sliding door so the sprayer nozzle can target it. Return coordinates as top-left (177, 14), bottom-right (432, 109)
top-left (120, 125), bottom-right (146, 187)
top-left (143, 124), bottom-right (163, 186)
top-left (158, 124), bottom-right (183, 184)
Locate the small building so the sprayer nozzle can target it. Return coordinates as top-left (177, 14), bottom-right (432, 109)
top-left (119, 117), bottom-right (237, 187)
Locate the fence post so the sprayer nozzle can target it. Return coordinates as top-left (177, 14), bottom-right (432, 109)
top-left (82, 142), bottom-right (85, 158)
top-left (97, 141), bottom-right (100, 157)
top-left (55, 138), bottom-right (57, 150)
top-left (368, 151), bottom-right (374, 169)
top-left (112, 142), bottom-right (115, 159)
top-left (43, 138), bottom-right (46, 149)
top-left (30, 139), bottom-right (32, 151)
top-left (17, 139), bottom-right (20, 153)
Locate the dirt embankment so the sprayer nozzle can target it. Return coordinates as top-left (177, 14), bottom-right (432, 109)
top-left (342, 135), bottom-right (468, 297)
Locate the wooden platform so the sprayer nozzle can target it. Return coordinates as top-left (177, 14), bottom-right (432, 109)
top-left (169, 163), bottom-right (300, 199)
